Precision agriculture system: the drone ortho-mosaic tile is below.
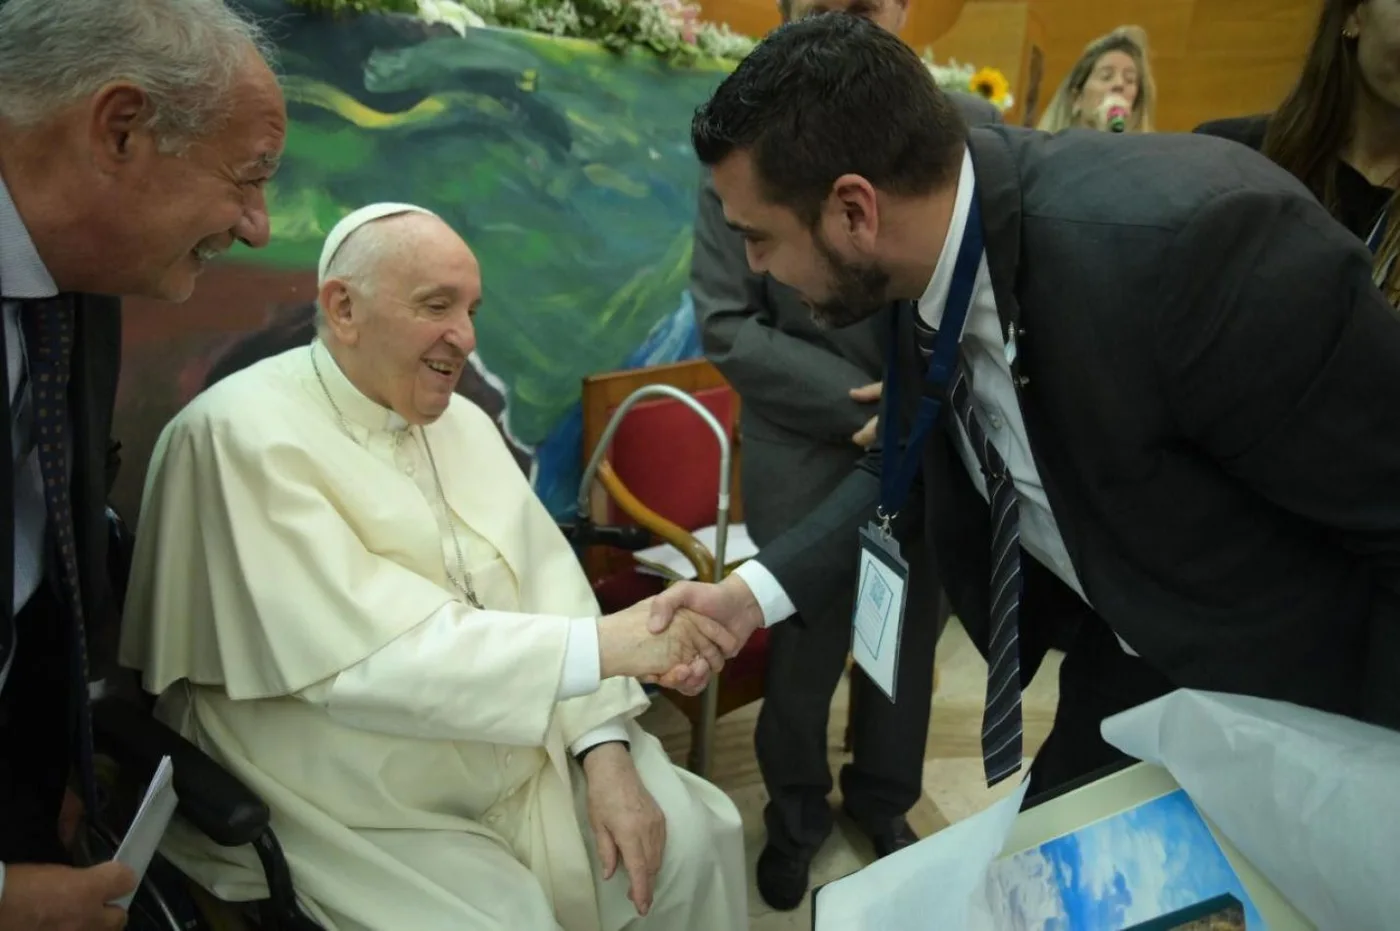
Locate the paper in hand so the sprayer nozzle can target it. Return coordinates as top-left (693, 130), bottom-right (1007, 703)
top-left (111, 755), bottom-right (178, 908)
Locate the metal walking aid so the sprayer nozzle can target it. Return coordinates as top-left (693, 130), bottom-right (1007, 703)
top-left (577, 384), bottom-right (733, 779)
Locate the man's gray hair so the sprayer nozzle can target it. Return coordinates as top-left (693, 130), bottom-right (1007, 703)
top-left (0, 0), bottom-right (274, 150)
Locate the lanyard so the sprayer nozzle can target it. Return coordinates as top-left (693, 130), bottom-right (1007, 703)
top-left (878, 186), bottom-right (985, 529)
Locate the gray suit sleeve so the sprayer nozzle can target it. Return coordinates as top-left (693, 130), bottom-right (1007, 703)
top-left (689, 170), bottom-right (878, 442)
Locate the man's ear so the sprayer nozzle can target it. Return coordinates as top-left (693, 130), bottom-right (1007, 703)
top-left (88, 83), bottom-right (155, 172)
top-left (830, 174), bottom-right (880, 251)
top-left (316, 279), bottom-right (360, 346)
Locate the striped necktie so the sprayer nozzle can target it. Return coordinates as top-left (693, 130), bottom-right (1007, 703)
top-left (916, 322), bottom-right (1024, 786)
top-left (21, 298), bottom-right (98, 809)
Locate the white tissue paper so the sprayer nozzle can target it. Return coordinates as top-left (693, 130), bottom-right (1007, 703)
top-left (1101, 689), bottom-right (1400, 931)
top-left (814, 777), bottom-right (1031, 931)
top-left (814, 689), bottom-right (1400, 930)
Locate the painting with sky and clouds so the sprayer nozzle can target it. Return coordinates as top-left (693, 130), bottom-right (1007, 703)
top-left (980, 789), bottom-right (1267, 930)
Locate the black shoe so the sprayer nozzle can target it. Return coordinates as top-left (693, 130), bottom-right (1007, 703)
top-left (844, 807), bottom-right (920, 859)
top-left (756, 842), bottom-right (814, 911)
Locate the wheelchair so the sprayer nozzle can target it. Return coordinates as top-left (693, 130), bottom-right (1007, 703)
top-left (91, 509), bottom-right (658, 931)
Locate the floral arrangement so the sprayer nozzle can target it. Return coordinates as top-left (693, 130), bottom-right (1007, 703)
top-left (417, 0), bottom-right (755, 62)
top-left (294, 0), bottom-right (1014, 86)
top-left (923, 52), bottom-right (1014, 112)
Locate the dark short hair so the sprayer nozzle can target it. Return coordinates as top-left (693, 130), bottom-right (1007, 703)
top-left (691, 13), bottom-right (967, 225)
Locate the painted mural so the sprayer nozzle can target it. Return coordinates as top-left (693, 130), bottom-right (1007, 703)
top-left (113, 0), bottom-right (728, 523)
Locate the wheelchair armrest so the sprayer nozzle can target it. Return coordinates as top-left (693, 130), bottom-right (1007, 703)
top-left (557, 519), bottom-right (652, 551)
top-left (597, 462), bottom-right (715, 582)
top-left (92, 698), bottom-right (270, 848)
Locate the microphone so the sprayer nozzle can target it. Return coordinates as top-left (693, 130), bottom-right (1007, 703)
top-left (1099, 94), bottom-right (1130, 133)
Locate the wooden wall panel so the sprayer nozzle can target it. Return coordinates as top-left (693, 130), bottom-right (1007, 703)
top-left (922, 2), bottom-right (1030, 119)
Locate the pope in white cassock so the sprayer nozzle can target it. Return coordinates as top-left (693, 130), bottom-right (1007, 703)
top-left (118, 203), bottom-right (750, 931)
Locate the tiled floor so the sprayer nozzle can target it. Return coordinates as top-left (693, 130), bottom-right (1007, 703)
top-left (637, 619), bottom-right (1063, 928)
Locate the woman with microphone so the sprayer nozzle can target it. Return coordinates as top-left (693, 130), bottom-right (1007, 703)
top-left (1037, 25), bottom-right (1156, 133)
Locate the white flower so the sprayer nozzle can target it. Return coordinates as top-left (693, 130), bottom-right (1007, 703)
top-left (417, 0), bottom-right (487, 36)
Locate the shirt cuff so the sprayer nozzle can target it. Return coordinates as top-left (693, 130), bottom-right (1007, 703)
top-left (569, 717), bottom-right (631, 758)
top-left (0, 862), bottom-right (6, 905)
top-left (732, 559), bottom-right (796, 627)
top-left (557, 616), bottom-right (603, 701)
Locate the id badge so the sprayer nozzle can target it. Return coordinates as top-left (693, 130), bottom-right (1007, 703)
top-left (852, 522), bottom-right (910, 701)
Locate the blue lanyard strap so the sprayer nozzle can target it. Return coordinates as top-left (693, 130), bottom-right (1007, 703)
top-left (878, 185), bottom-right (985, 525)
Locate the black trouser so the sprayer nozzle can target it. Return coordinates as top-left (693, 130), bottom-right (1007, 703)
top-left (1025, 609), bottom-right (1176, 801)
top-left (0, 583), bottom-right (76, 864)
top-left (755, 556), bottom-right (945, 856)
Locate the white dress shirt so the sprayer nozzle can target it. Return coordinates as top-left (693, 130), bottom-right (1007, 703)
top-left (296, 343), bottom-right (628, 756)
top-left (734, 148), bottom-right (1126, 651)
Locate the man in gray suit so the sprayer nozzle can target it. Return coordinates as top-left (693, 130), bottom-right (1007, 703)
top-left (662, 11), bottom-right (1400, 829)
top-left (688, 0), bottom-right (1001, 910)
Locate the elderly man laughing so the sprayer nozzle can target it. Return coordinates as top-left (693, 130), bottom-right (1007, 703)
top-left (119, 204), bottom-right (748, 931)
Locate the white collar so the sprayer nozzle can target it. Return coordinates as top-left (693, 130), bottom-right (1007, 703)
top-left (914, 147), bottom-right (976, 335)
top-left (0, 172), bottom-right (58, 300)
top-left (311, 339), bottom-right (410, 435)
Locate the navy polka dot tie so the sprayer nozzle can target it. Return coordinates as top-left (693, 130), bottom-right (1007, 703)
top-left (22, 297), bottom-right (98, 811)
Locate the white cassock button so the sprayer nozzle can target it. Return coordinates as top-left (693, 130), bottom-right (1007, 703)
top-left (504, 751), bottom-right (514, 766)
top-left (487, 811), bottom-right (502, 824)
top-left (404, 462), bottom-right (416, 476)
top-left (989, 412), bottom-right (1004, 430)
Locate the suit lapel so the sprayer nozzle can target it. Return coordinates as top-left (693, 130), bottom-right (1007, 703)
top-left (964, 129), bottom-right (1093, 606)
top-left (967, 128), bottom-right (1028, 388)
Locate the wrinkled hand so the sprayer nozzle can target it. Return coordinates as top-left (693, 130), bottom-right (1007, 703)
top-left (645, 575), bottom-right (763, 695)
top-left (597, 599), bottom-right (739, 683)
top-left (583, 744), bottom-right (667, 916)
top-left (850, 382), bottom-right (882, 448)
top-left (0, 862), bottom-right (136, 931)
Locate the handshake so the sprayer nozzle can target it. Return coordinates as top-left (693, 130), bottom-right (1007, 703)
top-left (596, 576), bottom-right (766, 693)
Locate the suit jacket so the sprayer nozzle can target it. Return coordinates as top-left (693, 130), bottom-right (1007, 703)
top-left (0, 275), bottom-right (124, 704)
top-left (759, 125), bottom-right (1400, 729)
top-left (690, 91), bottom-right (1001, 545)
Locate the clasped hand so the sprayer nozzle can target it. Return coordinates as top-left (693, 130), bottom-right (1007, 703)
top-left (642, 576), bottom-right (764, 694)
top-left (596, 580), bottom-right (764, 692)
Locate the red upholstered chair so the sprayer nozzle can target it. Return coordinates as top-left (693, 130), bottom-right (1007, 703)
top-left (580, 360), bottom-right (769, 776)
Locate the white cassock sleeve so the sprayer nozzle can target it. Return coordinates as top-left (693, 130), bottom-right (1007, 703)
top-left (299, 604), bottom-right (628, 754)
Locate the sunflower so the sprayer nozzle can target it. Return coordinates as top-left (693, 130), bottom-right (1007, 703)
top-left (969, 67), bottom-right (1011, 108)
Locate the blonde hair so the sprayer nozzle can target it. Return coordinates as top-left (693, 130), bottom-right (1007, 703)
top-left (1037, 26), bottom-right (1156, 134)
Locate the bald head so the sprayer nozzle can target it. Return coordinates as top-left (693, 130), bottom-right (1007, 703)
top-left (316, 208), bottom-right (482, 425)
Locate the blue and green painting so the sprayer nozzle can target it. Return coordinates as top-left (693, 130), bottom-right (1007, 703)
top-left (114, 0), bottom-right (730, 522)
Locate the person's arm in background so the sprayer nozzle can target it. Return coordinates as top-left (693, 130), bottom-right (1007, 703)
top-left (690, 169), bottom-right (878, 445)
